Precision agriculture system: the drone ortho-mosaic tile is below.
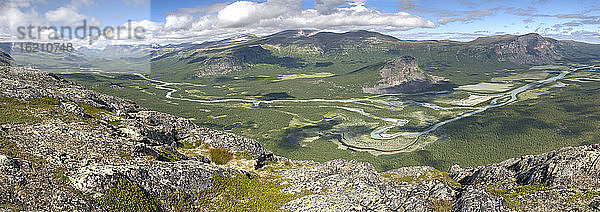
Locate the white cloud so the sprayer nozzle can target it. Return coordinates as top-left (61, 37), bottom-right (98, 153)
top-left (0, 1), bottom-right (44, 38)
top-left (45, 7), bottom-right (87, 25)
top-left (164, 15), bottom-right (193, 30)
top-left (8, 0), bottom-right (45, 8)
top-left (438, 8), bottom-right (498, 24)
top-left (130, 20), bottom-right (163, 32)
top-left (152, 0), bottom-right (434, 43)
top-left (122, 0), bottom-right (147, 7)
top-left (217, 1), bottom-right (262, 27)
top-left (70, 0), bottom-right (95, 9)
top-left (216, 0), bottom-right (301, 27)
top-left (314, 0), bottom-right (349, 14)
top-left (44, 0), bottom-right (99, 26)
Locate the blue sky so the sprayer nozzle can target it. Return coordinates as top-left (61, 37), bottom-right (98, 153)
top-left (154, 0), bottom-right (600, 43)
top-left (2, 0), bottom-right (599, 45)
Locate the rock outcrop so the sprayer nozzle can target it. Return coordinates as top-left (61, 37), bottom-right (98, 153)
top-left (0, 66), bottom-right (273, 210)
top-left (279, 161), bottom-right (458, 211)
top-left (363, 56), bottom-right (443, 94)
top-left (490, 33), bottom-right (561, 65)
top-left (449, 144), bottom-right (600, 211)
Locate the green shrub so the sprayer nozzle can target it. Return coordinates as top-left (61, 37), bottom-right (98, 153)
top-left (29, 97), bottom-right (60, 106)
top-left (97, 178), bottom-right (160, 212)
top-left (0, 140), bottom-right (21, 158)
top-left (76, 101), bottom-right (108, 116)
top-left (193, 174), bottom-right (310, 211)
top-left (563, 191), bottom-right (599, 203)
top-left (484, 183), bottom-right (550, 210)
top-left (209, 148), bottom-right (233, 165)
top-left (0, 204), bottom-right (22, 211)
top-left (176, 140), bottom-right (202, 149)
top-left (117, 152), bottom-right (132, 161)
top-left (157, 149), bottom-right (183, 162)
top-left (0, 96), bottom-right (41, 124)
top-left (52, 168), bottom-right (70, 184)
top-left (75, 101), bottom-right (121, 126)
top-left (415, 170), bottom-right (462, 187)
top-left (432, 199), bottom-right (453, 212)
top-left (234, 151), bottom-right (253, 160)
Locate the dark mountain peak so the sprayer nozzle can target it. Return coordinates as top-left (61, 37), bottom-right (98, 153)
top-left (476, 33), bottom-right (561, 65)
top-left (388, 55), bottom-right (418, 65)
top-left (471, 33), bottom-right (555, 45)
top-left (266, 29), bottom-right (320, 38)
top-left (340, 30), bottom-right (400, 41)
top-left (471, 34), bottom-right (518, 44)
top-left (255, 29), bottom-right (399, 51)
top-left (518, 32), bottom-right (545, 39)
top-left (512, 33), bottom-right (559, 46)
top-left (220, 33), bottom-right (259, 43)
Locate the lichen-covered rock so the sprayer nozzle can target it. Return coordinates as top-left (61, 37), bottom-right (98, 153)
top-left (279, 160), bottom-right (458, 212)
top-left (492, 33), bottom-right (561, 65)
top-left (452, 187), bottom-right (505, 212)
top-left (590, 197), bottom-right (600, 210)
top-left (71, 160), bottom-right (247, 198)
top-left (363, 56), bottom-right (441, 94)
top-left (0, 154), bottom-right (100, 211)
top-left (0, 66), bottom-right (273, 210)
top-left (451, 144), bottom-right (600, 211)
top-left (451, 144), bottom-right (600, 189)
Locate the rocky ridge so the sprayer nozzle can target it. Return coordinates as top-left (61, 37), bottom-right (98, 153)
top-left (363, 55), bottom-right (444, 94)
top-left (0, 65), bottom-right (599, 211)
top-left (479, 33), bottom-right (562, 65)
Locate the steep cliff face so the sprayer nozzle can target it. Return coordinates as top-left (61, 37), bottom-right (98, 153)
top-left (363, 55), bottom-right (442, 94)
top-left (189, 45), bottom-right (303, 77)
top-left (193, 56), bottom-right (241, 77)
top-left (380, 55), bottom-right (427, 86)
top-left (0, 50), bottom-right (13, 66)
top-left (0, 66), bottom-right (598, 211)
top-left (490, 33), bottom-right (561, 65)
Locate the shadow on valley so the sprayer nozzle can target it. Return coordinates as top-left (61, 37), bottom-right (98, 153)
top-left (275, 119), bottom-right (345, 151)
top-left (232, 46), bottom-right (306, 69)
top-left (257, 92), bottom-right (296, 101)
top-left (415, 150), bottom-right (450, 169)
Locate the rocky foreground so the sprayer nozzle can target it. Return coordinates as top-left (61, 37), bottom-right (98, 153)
top-left (1, 66), bottom-right (599, 211)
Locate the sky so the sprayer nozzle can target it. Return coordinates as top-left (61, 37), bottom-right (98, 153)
top-left (1, 0), bottom-right (599, 48)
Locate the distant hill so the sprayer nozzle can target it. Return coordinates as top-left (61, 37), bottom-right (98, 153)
top-left (148, 30), bottom-right (600, 85)
top-left (0, 49), bottom-right (14, 66)
top-left (471, 33), bottom-right (600, 65)
top-left (250, 29), bottom-right (401, 50)
top-left (78, 44), bottom-right (151, 60)
top-left (360, 56), bottom-right (446, 94)
top-left (1, 42), bottom-right (150, 73)
top-left (2, 30), bottom-right (600, 80)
